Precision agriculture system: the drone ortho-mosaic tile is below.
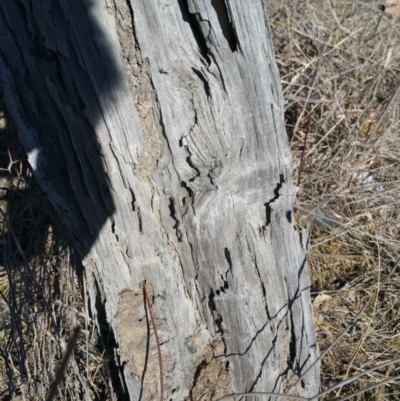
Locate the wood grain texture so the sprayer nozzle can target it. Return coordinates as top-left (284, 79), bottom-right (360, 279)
top-left (0, 0), bottom-right (320, 399)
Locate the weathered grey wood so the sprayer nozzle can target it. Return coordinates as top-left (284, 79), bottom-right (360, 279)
top-left (0, 0), bottom-right (320, 399)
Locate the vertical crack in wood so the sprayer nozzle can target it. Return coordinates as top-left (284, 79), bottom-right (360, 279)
top-left (177, 0), bottom-right (210, 62)
top-left (208, 290), bottom-right (224, 335)
top-left (137, 206), bottom-right (143, 234)
top-left (253, 258), bottom-right (271, 320)
top-left (286, 279), bottom-right (301, 378)
top-left (96, 282), bottom-right (130, 401)
top-left (211, 0), bottom-right (238, 52)
top-left (223, 248), bottom-right (232, 272)
top-left (191, 67), bottom-right (211, 98)
top-left (181, 181), bottom-right (194, 202)
top-left (168, 197), bottom-right (182, 242)
top-left (265, 173), bottom-right (286, 226)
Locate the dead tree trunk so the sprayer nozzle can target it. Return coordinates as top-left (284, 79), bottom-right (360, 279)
top-left (0, 0), bottom-right (320, 399)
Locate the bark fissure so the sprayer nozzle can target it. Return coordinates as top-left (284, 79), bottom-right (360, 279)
top-left (208, 290), bottom-right (224, 335)
top-left (211, 0), bottom-right (238, 52)
top-left (137, 206), bottom-right (143, 234)
top-left (285, 278), bottom-right (304, 377)
top-left (265, 173), bottom-right (286, 226)
top-left (181, 181), bottom-right (194, 200)
top-left (191, 67), bottom-right (211, 98)
top-left (96, 281), bottom-right (130, 401)
top-left (224, 320), bottom-right (270, 358)
top-left (185, 152), bottom-right (201, 183)
top-left (246, 339), bottom-right (278, 394)
top-left (177, 0), bottom-right (210, 62)
top-left (168, 197), bottom-right (182, 242)
top-left (254, 258), bottom-right (272, 320)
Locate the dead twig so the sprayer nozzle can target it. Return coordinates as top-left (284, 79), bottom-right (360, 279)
top-left (144, 283), bottom-right (164, 401)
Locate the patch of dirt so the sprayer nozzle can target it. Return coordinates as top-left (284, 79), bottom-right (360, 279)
top-left (115, 286), bottom-right (159, 400)
top-left (115, 285), bottom-right (178, 401)
top-left (185, 338), bottom-right (231, 401)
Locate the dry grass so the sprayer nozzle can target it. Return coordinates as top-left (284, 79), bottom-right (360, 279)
top-left (266, 0), bottom-right (400, 399)
top-left (0, 100), bottom-right (114, 401)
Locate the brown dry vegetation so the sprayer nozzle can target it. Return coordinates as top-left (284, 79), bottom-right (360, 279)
top-left (267, 0), bottom-right (400, 399)
top-left (2, 1), bottom-right (400, 400)
top-left (0, 105), bottom-right (114, 400)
